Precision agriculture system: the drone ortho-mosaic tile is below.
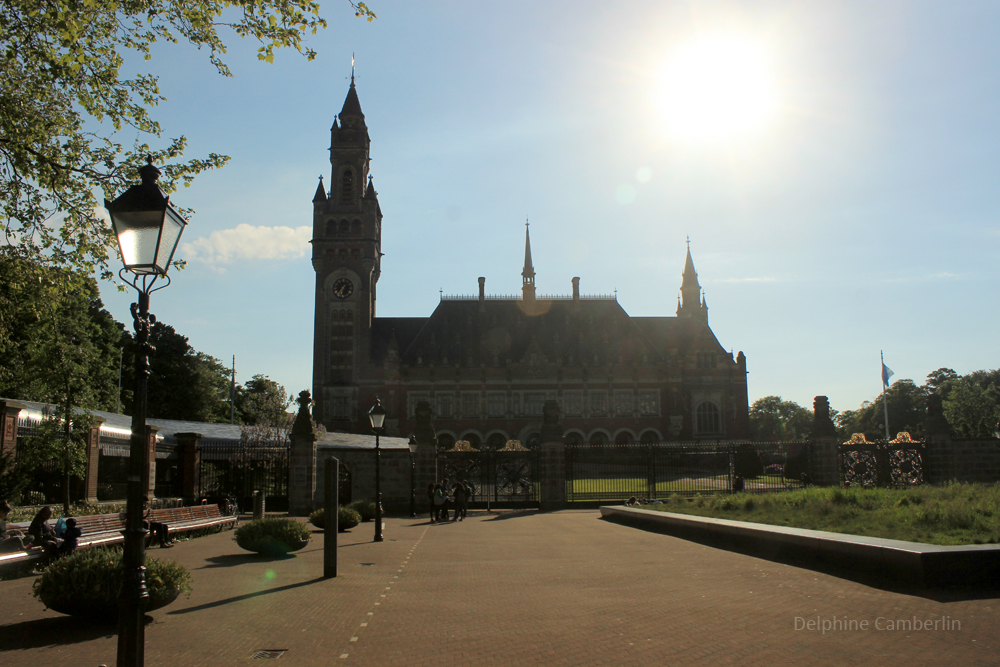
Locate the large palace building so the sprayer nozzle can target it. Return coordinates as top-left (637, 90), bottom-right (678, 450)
top-left (310, 78), bottom-right (750, 447)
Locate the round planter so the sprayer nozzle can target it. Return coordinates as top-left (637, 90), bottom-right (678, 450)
top-left (40, 588), bottom-right (181, 621)
top-left (237, 535), bottom-right (310, 557)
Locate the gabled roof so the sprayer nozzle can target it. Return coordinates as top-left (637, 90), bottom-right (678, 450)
top-left (370, 317), bottom-right (428, 365)
top-left (632, 317), bottom-right (726, 356)
top-left (392, 298), bottom-right (667, 367)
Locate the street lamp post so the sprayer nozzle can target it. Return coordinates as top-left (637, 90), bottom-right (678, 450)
top-left (368, 399), bottom-right (386, 542)
top-left (105, 156), bottom-right (187, 667)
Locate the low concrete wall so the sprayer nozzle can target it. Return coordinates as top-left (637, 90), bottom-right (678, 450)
top-left (600, 506), bottom-right (1000, 588)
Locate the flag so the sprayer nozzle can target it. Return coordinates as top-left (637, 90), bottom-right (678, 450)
top-left (881, 362), bottom-right (894, 388)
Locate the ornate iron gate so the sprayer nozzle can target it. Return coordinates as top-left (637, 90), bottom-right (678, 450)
top-left (839, 433), bottom-right (925, 487)
top-left (437, 449), bottom-right (539, 508)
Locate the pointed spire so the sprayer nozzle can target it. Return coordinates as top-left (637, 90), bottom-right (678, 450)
top-left (678, 239), bottom-right (706, 322)
top-left (340, 56), bottom-right (364, 120)
top-left (522, 218), bottom-right (535, 280)
top-left (521, 218), bottom-right (536, 304)
top-left (364, 175), bottom-right (377, 200)
top-left (313, 175), bottom-right (327, 203)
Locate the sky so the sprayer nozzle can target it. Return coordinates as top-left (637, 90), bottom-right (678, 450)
top-left (94, 0), bottom-right (999, 417)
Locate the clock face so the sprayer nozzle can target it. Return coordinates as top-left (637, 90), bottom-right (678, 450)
top-left (332, 277), bottom-right (354, 300)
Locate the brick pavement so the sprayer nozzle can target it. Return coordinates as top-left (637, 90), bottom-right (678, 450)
top-left (1, 510), bottom-right (998, 666)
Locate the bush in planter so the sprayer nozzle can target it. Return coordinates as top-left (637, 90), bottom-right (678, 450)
top-left (234, 518), bottom-right (311, 556)
top-left (309, 507), bottom-right (361, 532)
top-left (349, 500), bottom-right (377, 522)
top-left (33, 547), bottom-right (192, 620)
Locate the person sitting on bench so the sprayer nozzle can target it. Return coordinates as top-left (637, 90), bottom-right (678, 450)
top-left (143, 498), bottom-right (174, 548)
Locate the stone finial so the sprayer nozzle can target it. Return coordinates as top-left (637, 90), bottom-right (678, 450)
top-left (812, 395), bottom-right (837, 437)
top-left (291, 390), bottom-right (318, 441)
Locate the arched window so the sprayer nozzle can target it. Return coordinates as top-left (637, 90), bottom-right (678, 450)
top-left (696, 402), bottom-right (721, 434)
top-left (589, 431), bottom-right (608, 447)
top-left (340, 170), bottom-right (354, 204)
top-left (486, 433), bottom-right (507, 451)
top-left (639, 430), bottom-right (659, 445)
top-left (614, 431), bottom-right (634, 446)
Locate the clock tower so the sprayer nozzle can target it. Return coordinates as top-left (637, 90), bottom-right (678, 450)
top-left (310, 75), bottom-right (383, 429)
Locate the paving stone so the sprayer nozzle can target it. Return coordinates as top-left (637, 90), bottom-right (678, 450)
top-left (0, 511), bottom-right (997, 666)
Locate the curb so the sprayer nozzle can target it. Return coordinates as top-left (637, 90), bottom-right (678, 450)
top-left (600, 506), bottom-right (1000, 588)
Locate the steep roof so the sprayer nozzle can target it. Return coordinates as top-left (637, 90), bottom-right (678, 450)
top-left (389, 298), bottom-right (668, 368)
top-left (340, 82), bottom-right (364, 119)
top-left (370, 317), bottom-right (428, 365)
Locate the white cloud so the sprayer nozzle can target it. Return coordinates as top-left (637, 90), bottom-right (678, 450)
top-left (180, 224), bottom-right (311, 267)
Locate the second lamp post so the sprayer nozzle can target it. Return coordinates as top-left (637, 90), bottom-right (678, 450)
top-left (368, 399), bottom-right (386, 542)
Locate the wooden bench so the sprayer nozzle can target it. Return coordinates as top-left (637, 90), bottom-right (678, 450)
top-left (0, 504), bottom-right (238, 571)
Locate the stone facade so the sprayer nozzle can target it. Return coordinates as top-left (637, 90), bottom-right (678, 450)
top-left (310, 79), bottom-right (751, 448)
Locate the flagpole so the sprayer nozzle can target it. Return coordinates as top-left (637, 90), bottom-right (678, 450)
top-left (230, 355), bottom-right (236, 425)
top-left (881, 350), bottom-right (890, 440)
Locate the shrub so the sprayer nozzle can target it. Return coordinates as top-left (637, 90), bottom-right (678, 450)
top-left (339, 507), bottom-right (361, 531)
top-left (349, 500), bottom-right (376, 522)
top-left (234, 518), bottom-right (310, 556)
top-left (33, 547), bottom-right (191, 619)
top-left (309, 507), bottom-right (362, 532)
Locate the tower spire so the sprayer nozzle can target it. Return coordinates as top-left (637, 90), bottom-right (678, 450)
top-left (678, 239), bottom-right (706, 322)
top-left (522, 218), bottom-right (535, 303)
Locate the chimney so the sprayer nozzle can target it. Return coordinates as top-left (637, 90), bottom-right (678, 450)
top-left (478, 277), bottom-right (486, 312)
top-left (572, 277), bottom-right (580, 302)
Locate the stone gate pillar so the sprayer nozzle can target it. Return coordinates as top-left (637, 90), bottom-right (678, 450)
top-left (83, 416), bottom-right (106, 503)
top-left (289, 390), bottom-right (319, 516)
top-left (0, 399), bottom-right (25, 458)
top-left (539, 400), bottom-right (566, 511)
top-left (923, 392), bottom-right (951, 484)
top-left (809, 396), bottom-right (839, 485)
top-left (145, 425), bottom-right (160, 499)
top-left (411, 400), bottom-right (437, 518)
top-left (175, 432), bottom-right (203, 505)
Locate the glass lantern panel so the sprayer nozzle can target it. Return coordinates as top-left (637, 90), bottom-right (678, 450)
top-left (113, 210), bottom-right (165, 273)
top-left (156, 206), bottom-right (187, 273)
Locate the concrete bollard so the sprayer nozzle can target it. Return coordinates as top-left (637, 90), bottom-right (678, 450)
top-left (253, 490), bottom-right (265, 521)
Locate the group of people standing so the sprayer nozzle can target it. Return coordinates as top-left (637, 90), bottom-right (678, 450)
top-left (427, 479), bottom-right (472, 522)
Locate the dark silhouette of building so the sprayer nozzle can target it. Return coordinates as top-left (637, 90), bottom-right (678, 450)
top-left (310, 78), bottom-right (750, 446)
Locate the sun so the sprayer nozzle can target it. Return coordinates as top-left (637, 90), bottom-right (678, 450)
top-left (655, 35), bottom-right (775, 141)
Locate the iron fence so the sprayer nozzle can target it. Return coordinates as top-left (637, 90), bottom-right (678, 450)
top-left (198, 437), bottom-right (290, 511)
top-left (565, 441), bottom-right (810, 502)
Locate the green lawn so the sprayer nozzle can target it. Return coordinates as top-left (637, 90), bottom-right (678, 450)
top-left (635, 483), bottom-right (1000, 546)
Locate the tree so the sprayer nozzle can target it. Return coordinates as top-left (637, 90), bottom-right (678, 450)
top-left (1, 0), bottom-right (374, 280)
top-left (236, 374), bottom-right (292, 427)
top-left (134, 322), bottom-right (231, 422)
top-left (836, 379), bottom-right (927, 440)
top-left (749, 396), bottom-right (812, 441)
top-left (0, 249), bottom-right (127, 412)
top-left (940, 370), bottom-right (1000, 438)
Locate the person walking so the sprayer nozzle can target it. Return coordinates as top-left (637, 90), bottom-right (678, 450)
top-left (432, 483), bottom-right (445, 522)
top-left (452, 482), bottom-right (466, 521)
top-left (426, 483), bottom-right (436, 522)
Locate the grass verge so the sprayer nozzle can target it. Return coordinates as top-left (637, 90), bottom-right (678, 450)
top-left (636, 483), bottom-right (1000, 546)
